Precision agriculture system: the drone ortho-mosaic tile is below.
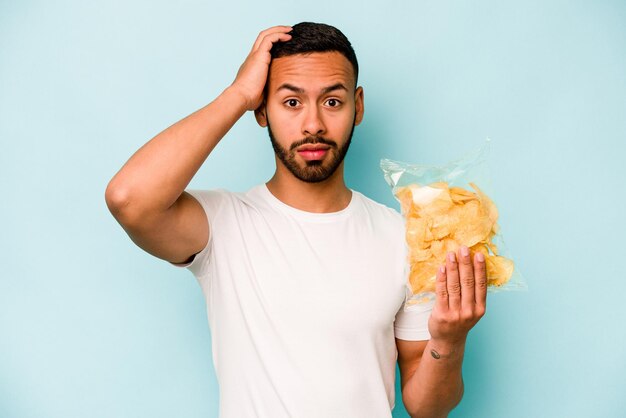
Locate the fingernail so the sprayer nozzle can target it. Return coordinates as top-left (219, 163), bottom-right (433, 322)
top-left (477, 252), bottom-right (485, 262)
top-left (439, 265), bottom-right (446, 274)
top-left (448, 252), bottom-right (456, 263)
top-left (461, 245), bottom-right (469, 257)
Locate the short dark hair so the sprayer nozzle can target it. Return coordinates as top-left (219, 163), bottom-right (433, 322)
top-left (270, 22), bottom-right (359, 87)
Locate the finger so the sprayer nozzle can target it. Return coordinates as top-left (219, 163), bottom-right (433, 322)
top-left (473, 252), bottom-right (487, 311)
top-left (252, 26), bottom-right (293, 52)
top-left (435, 264), bottom-right (449, 311)
top-left (446, 251), bottom-right (461, 311)
top-left (457, 245), bottom-right (476, 311)
top-left (252, 26), bottom-right (293, 51)
top-left (257, 32), bottom-right (292, 54)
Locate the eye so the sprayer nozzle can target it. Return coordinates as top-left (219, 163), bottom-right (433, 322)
top-left (325, 98), bottom-right (341, 107)
top-left (285, 99), bottom-right (300, 108)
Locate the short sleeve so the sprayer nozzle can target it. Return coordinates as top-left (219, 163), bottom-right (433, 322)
top-left (393, 298), bottom-right (434, 341)
top-left (169, 188), bottom-right (230, 277)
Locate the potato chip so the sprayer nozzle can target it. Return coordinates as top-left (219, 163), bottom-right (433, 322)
top-left (396, 182), bottom-right (514, 295)
top-left (408, 258), bottom-right (438, 294)
top-left (486, 255), bottom-right (514, 286)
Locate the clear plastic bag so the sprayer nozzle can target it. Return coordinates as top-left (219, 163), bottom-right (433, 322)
top-left (380, 139), bottom-right (527, 310)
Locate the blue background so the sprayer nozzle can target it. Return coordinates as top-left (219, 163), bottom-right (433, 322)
top-left (1, 1), bottom-right (625, 417)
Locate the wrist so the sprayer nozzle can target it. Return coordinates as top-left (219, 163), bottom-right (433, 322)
top-left (222, 84), bottom-right (252, 112)
top-left (225, 82), bottom-right (262, 112)
top-left (428, 337), bottom-right (467, 359)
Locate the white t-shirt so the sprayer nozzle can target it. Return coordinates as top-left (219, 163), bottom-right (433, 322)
top-left (173, 184), bottom-right (433, 418)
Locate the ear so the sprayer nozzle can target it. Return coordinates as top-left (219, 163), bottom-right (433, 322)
top-left (254, 99), bottom-right (268, 127)
top-left (354, 86), bottom-right (364, 126)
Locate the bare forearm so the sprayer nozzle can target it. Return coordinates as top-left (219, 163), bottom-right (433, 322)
top-left (403, 338), bottom-right (466, 418)
top-left (105, 85), bottom-right (247, 217)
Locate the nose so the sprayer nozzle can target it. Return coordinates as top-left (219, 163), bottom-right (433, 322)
top-left (301, 104), bottom-right (326, 137)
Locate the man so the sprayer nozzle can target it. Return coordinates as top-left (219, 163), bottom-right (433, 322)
top-left (105, 22), bottom-right (487, 418)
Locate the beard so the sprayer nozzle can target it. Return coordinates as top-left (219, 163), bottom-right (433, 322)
top-left (266, 114), bottom-right (356, 183)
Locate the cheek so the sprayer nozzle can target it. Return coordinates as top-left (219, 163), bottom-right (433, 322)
top-left (330, 112), bottom-right (355, 131)
top-left (266, 109), bottom-right (288, 131)
top-left (267, 103), bottom-right (293, 124)
top-left (269, 118), bottom-right (297, 140)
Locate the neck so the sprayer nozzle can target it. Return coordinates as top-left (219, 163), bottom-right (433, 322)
top-left (265, 163), bottom-right (352, 213)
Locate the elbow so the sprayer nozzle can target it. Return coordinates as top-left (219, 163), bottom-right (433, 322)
top-left (105, 181), bottom-right (129, 216)
top-left (406, 407), bottom-right (450, 418)
top-left (104, 182), bottom-right (144, 226)
top-left (404, 384), bottom-right (464, 418)
top-left (407, 409), bottom-right (453, 418)
top-left (451, 377), bottom-right (464, 411)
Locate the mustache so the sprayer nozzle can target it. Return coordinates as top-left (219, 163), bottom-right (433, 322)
top-left (289, 136), bottom-right (337, 151)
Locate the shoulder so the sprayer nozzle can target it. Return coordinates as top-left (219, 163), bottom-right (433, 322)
top-left (186, 184), bottom-right (269, 215)
top-left (186, 188), bottom-right (233, 207)
top-left (355, 190), bottom-right (402, 218)
top-left (353, 190), bottom-right (404, 227)
top-left (184, 188), bottom-right (247, 220)
top-left (186, 188), bottom-right (231, 200)
top-left (187, 186), bottom-right (258, 204)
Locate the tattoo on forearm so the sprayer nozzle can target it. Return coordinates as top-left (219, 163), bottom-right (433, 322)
top-left (430, 349), bottom-right (441, 359)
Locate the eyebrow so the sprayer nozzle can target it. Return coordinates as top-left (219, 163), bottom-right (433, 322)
top-left (276, 82), bottom-right (348, 95)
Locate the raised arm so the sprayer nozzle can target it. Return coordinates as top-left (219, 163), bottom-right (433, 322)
top-left (398, 246), bottom-right (487, 418)
top-left (104, 26), bottom-right (293, 264)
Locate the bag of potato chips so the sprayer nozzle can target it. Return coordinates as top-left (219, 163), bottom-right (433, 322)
top-left (380, 139), bottom-right (527, 310)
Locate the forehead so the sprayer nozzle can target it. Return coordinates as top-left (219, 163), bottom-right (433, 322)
top-left (267, 51), bottom-right (355, 93)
